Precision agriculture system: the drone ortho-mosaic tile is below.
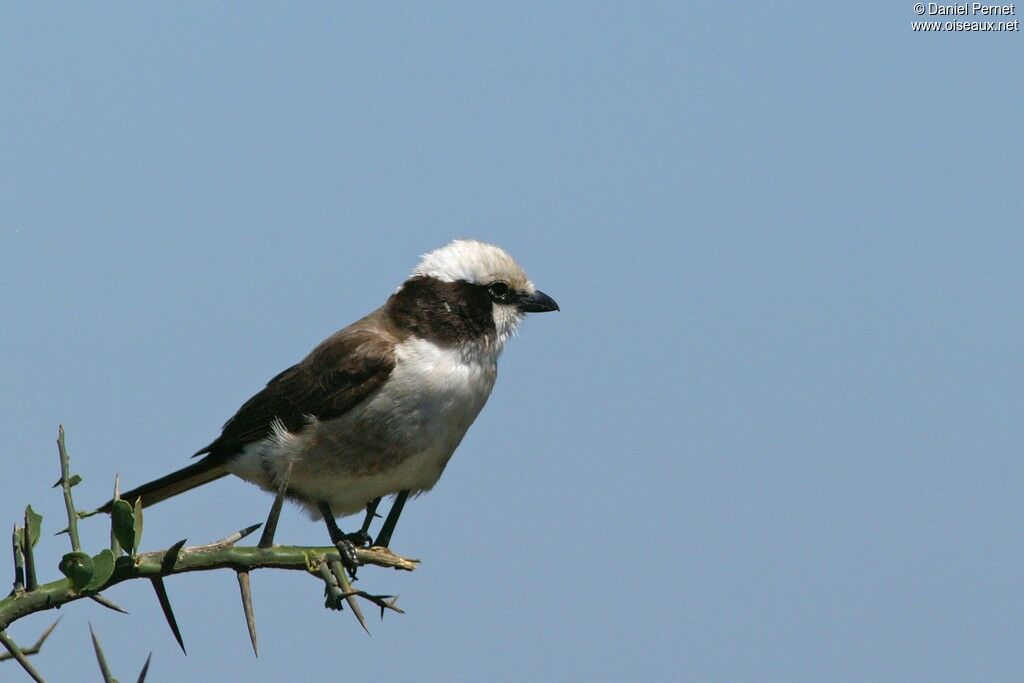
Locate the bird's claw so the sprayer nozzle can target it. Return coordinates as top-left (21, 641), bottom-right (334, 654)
top-left (334, 539), bottom-right (359, 579)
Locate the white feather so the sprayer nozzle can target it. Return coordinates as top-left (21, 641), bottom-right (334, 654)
top-left (412, 239), bottom-right (535, 292)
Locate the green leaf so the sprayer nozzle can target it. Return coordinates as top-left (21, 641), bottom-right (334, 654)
top-left (59, 551), bottom-right (95, 590)
top-left (84, 549), bottom-right (115, 591)
top-left (67, 474), bottom-right (82, 487)
top-left (132, 497), bottom-right (144, 554)
top-left (25, 505), bottom-right (43, 548)
top-left (111, 499), bottom-right (136, 554)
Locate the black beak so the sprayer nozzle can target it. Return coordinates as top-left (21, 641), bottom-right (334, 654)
top-left (518, 289), bottom-right (559, 313)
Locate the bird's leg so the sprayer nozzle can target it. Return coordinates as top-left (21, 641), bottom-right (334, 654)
top-left (373, 490), bottom-right (409, 548)
top-left (318, 502), bottom-right (360, 579)
top-left (353, 497), bottom-right (382, 546)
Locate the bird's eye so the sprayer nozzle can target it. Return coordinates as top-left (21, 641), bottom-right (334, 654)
top-left (487, 281), bottom-right (512, 302)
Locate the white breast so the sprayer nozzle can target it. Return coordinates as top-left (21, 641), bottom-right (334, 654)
top-left (389, 336), bottom-right (499, 431)
top-left (366, 336), bottom-right (497, 483)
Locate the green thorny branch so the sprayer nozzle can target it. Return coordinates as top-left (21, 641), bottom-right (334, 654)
top-left (1, 427), bottom-right (418, 681)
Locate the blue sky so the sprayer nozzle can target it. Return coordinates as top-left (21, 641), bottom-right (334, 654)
top-left (2, 3), bottom-right (1022, 681)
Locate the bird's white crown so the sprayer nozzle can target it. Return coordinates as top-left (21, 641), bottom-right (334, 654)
top-left (412, 239), bottom-right (534, 293)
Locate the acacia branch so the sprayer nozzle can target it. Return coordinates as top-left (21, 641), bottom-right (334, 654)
top-left (1, 540), bottom-right (416, 631)
top-left (3, 426), bottom-right (419, 680)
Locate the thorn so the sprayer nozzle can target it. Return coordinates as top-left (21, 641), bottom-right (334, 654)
top-left (0, 629), bottom-right (46, 682)
top-left (212, 523), bottom-right (262, 547)
top-left (383, 596), bottom-right (404, 617)
top-left (330, 560), bottom-right (370, 635)
top-left (353, 591), bottom-right (404, 619)
top-left (236, 571), bottom-right (258, 657)
top-left (161, 539), bottom-right (188, 572)
top-left (150, 577), bottom-right (186, 653)
top-left (34, 618), bottom-right (62, 649)
top-left (0, 618), bottom-right (61, 662)
top-left (317, 560), bottom-right (344, 610)
top-left (137, 653), bottom-right (153, 683)
top-left (89, 593), bottom-right (130, 614)
top-left (89, 623), bottom-right (115, 683)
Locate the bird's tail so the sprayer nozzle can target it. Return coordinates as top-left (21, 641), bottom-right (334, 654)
top-left (96, 458), bottom-right (230, 513)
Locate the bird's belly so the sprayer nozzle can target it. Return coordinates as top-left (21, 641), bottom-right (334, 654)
top-left (230, 340), bottom-right (497, 518)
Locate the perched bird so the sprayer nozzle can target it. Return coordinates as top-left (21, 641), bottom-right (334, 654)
top-left (100, 239), bottom-right (558, 573)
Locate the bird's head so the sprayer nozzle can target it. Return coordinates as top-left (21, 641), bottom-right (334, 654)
top-left (406, 239), bottom-right (559, 347)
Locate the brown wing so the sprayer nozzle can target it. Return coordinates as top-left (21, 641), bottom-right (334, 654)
top-left (195, 318), bottom-right (396, 460)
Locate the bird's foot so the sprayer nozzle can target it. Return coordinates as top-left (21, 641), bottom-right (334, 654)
top-left (342, 530), bottom-right (372, 548)
top-left (334, 539), bottom-right (360, 580)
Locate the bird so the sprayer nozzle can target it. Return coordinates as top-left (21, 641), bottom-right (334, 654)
top-left (99, 239), bottom-right (558, 574)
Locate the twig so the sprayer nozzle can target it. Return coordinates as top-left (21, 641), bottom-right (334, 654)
top-left (11, 526), bottom-right (24, 594)
top-left (21, 511), bottom-right (38, 592)
top-left (56, 426), bottom-right (81, 552)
